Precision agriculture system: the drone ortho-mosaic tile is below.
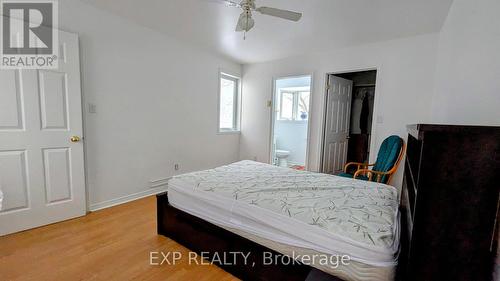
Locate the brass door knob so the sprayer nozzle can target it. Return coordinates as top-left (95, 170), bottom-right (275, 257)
top-left (70, 136), bottom-right (81, 143)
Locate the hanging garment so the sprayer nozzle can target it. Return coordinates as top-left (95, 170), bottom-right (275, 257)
top-left (360, 90), bottom-right (369, 134)
top-left (350, 89), bottom-right (365, 134)
top-left (366, 89), bottom-right (375, 134)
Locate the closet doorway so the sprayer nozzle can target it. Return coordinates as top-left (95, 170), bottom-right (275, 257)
top-left (321, 70), bottom-right (377, 174)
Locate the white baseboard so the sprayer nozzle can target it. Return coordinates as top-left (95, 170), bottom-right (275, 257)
top-left (149, 177), bottom-right (171, 188)
top-left (89, 186), bottom-right (167, 212)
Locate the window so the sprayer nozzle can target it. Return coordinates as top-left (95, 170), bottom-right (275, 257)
top-left (280, 92), bottom-right (294, 120)
top-left (218, 72), bottom-right (240, 133)
top-left (278, 90), bottom-right (310, 121)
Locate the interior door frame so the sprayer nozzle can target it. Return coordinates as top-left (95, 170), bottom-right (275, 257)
top-left (319, 67), bottom-right (381, 173)
top-left (269, 74), bottom-right (314, 170)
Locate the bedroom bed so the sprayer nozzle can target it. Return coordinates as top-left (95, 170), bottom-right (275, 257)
top-left (157, 160), bottom-right (400, 281)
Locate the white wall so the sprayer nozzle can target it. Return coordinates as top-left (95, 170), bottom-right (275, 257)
top-left (275, 121), bottom-right (308, 165)
top-left (59, 0), bottom-right (241, 209)
top-left (240, 33), bottom-right (440, 189)
top-left (431, 0), bottom-right (500, 125)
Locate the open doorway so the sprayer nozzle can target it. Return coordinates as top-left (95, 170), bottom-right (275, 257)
top-left (321, 70), bottom-right (376, 174)
top-left (270, 75), bottom-right (312, 170)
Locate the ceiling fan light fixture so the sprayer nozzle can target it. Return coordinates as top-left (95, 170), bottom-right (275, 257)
top-left (215, 0), bottom-right (302, 38)
top-left (236, 10), bottom-right (254, 32)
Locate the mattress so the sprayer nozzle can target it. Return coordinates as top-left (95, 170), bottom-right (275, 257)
top-left (168, 160), bottom-right (400, 281)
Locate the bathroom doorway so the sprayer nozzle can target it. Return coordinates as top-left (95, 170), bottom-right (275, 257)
top-left (270, 75), bottom-right (312, 170)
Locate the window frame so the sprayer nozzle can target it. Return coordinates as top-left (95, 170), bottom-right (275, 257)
top-left (278, 89), bottom-right (310, 122)
top-left (217, 71), bottom-right (241, 134)
top-left (279, 90), bottom-right (296, 120)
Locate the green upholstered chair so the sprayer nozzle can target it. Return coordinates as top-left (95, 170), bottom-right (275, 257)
top-left (338, 135), bottom-right (405, 184)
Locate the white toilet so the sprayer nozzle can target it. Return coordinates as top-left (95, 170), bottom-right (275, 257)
top-left (275, 149), bottom-right (290, 167)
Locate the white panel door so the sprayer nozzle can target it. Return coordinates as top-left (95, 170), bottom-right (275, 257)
top-left (0, 31), bottom-right (85, 236)
top-left (322, 75), bottom-right (352, 174)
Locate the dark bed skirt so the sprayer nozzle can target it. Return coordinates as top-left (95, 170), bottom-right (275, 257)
top-left (156, 192), bottom-right (343, 281)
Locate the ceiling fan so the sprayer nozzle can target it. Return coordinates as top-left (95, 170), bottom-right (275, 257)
top-left (214, 0), bottom-right (302, 38)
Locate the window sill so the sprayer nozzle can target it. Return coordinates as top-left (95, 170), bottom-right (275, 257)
top-left (217, 130), bottom-right (241, 135)
top-left (277, 119), bottom-right (309, 123)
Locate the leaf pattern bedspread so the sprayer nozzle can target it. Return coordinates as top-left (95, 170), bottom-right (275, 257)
top-left (172, 160), bottom-right (399, 251)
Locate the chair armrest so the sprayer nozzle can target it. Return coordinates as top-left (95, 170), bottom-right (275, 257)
top-left (343, 162), bottom-right (375, 173)
top-left (353, 169), bottom-right (373, 181)
top-left (354, 169), bottom-right (392, 183)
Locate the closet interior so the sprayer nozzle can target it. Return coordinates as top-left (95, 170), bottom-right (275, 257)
top-left (336, 70), bottom-right (377, 170)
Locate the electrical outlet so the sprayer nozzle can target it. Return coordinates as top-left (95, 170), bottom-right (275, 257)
top-left (174, 164), bottom-right (179, 171)
top-left (253, 156), bottom-right (257, 161)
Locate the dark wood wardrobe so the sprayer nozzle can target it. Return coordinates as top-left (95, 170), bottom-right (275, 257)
top-left (400, 124), bottom-right (500, 281)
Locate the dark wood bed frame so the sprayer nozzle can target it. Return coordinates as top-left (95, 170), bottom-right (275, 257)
top-left (156, 192), bottom-right (345, 281)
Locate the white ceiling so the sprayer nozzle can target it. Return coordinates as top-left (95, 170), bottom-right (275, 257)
top-left (82, 0), bottom-right (453, 64)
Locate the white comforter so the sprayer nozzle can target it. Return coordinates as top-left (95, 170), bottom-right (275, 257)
top-left (170, 160), bottom-right (400, 266)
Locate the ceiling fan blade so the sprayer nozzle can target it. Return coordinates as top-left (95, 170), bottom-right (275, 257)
top-left (206, 0), bottom-right (241, 8)
top-left (235, 12), bottom-right (255, 32)
top-left (255, 7), bottom-right (302, 21)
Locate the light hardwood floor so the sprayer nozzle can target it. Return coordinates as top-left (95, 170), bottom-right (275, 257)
top-left (0, 196), bottom-right (238, 281)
